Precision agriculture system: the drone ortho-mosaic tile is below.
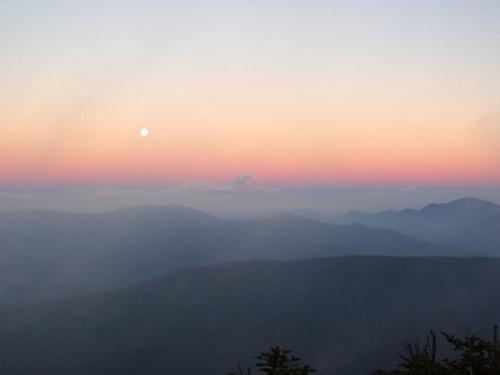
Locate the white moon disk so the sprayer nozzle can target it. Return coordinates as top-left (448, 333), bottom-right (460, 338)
top-left (140, 128), bottom-right (149, 137)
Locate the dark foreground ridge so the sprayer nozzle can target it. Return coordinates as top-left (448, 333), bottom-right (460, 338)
top-left (1, 256), bottom-right (500, 375)
top-left (228, 326), bottom-right (500, 375)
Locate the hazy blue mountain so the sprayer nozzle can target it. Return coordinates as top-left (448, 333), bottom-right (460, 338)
top-left (0, 206), bottom-right (456, 304)
top-left (295, 198), bottom-right (500, 255)
top-left (1, 256), bottom-right (499, 375)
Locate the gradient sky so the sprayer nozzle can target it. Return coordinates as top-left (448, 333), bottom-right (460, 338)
top-left (1, 0), bottom-right (499, 188)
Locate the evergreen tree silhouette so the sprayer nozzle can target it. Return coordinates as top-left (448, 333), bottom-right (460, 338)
top-left (228, 346), bottom-right (315, 375)
top-left (375, 325), bottom-right (500, 375)
top-left (441, 325), bottom-right (500, 374)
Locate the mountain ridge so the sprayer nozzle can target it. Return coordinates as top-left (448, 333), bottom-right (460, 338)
top-left (0, 205), bottom-right (458, 304)
top-left (294, 197), bottom-right (500, 254)
top-left (1, 256), bottom-right (499, 375)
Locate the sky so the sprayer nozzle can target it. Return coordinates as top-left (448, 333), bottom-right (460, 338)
top-left (1, 0), bottom-right (499, 213)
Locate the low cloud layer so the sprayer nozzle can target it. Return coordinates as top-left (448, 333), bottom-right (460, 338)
top-left (2, 183), bottom-right (500, 217)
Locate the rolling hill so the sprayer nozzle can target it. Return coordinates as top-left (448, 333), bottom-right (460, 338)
top-left (0, 205), bottom-right (457, 304)
top-left (0, 256), bottom-right (499, 375)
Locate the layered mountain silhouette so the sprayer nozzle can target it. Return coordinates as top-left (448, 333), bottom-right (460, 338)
top-left (1, 256), bottom-right (499, 375)
top-left (0, 205), bottom-right (456, 304)
top-left (295, 198), bottom-right (500, 255)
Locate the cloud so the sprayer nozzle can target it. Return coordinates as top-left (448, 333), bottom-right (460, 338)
top-left (3, 182), bottom-right (500, 218)
top-left (0, 191), bottom-right (38, 212)
top-left (397, 186), bottom-right (424, 193)
top-left (234, 174), bottom-right (252, 188)
top-left (0, 191), bottom-right (36, 199)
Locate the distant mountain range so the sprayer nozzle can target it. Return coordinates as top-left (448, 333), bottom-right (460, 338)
top-left (0, 205), bottom-right (456, 304)
top-left (294, 197), bottom-right (500, 254)
top-left (1, 256), bottom-right (499, 375)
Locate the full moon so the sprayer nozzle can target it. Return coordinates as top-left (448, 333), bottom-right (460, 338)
top-left (140, 128), bottom-right (149, 137)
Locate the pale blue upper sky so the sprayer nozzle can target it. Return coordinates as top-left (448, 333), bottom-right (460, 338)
top-left (1, 1), bottom-right (499, 212)
top-left (2, 1), bottom-right (498, 74)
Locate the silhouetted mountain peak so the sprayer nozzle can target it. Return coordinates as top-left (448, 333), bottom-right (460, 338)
top-left (420, 197), bottom-right (500, 216)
